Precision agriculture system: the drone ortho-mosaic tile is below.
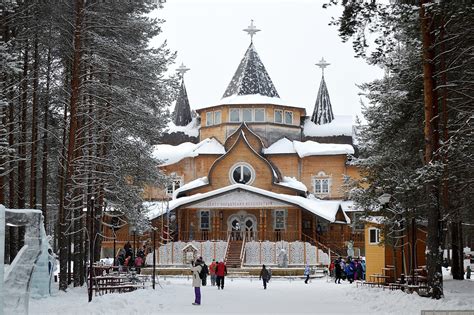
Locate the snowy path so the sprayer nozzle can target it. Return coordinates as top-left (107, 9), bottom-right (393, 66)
top-left (29, 277), bottom-right (474, 315)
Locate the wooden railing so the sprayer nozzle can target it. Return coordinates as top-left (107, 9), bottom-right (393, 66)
top-left (179, 230), bottom-right (299, 242)
top-left (302, 233), bottom-right (344, 260)
top-left (239, 232), bottom-right (246, 268)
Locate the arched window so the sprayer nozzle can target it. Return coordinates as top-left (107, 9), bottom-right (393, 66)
top-left (312, 171), bottom-right (331, 197)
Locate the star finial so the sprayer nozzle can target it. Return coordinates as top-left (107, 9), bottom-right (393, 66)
top-left (176, 63), bottom-right (190, 79)
top-left (316, 57), bottom-right (331, 76)
top-left (243, 19), bottom-right (261, 42)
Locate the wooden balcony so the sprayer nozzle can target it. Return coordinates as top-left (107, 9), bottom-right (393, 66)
top-left (178, 230), bottom-right (300, 242)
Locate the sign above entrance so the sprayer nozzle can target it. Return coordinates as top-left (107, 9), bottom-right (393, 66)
top-left (186, 190), bottom-right (289, 209)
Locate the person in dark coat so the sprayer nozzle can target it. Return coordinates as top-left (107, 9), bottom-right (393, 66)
top-left (200, 258), bottom-right (209, 286)
top-left (259, 265), bottom-right (271, 289)
top-left (216, 261), bottom-right (227, 290)
top-left (334, 258), bottom-right (342, 284)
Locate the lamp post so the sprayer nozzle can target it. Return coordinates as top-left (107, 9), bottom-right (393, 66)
top-left (152, 227), bottom-right (156, 290)
top-left (132, 227), bottom-right (137, 259)
top-left (88, 197), bottom-right (95, 303)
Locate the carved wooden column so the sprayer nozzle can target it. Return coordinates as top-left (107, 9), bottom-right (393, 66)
top-left (312, 215), bottom-right (316, 242)
top-left (216, 210), bottom-right (221, 240)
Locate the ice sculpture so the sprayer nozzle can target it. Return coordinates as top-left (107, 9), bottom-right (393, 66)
top-left (30, 232), bottom-right (55, 298)
top-left (1, 207), bottom-right (44, 315)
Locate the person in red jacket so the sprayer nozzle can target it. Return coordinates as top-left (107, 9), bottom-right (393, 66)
top-left (216, 261), bottom-right (227, 290)
top-left (209, 259), bottom-right (217, 286)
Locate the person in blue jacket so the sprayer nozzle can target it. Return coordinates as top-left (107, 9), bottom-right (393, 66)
top-left (345, 257), bottom-right (355, 284)
top-left (304, 264), bottom-right (311, 284)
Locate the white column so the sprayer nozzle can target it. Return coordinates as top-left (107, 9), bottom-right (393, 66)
top-left (0, 205), bottom-right (5, 315)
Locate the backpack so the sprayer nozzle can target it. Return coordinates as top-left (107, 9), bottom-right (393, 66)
top-left (199, 264), bottom-right (208, 279)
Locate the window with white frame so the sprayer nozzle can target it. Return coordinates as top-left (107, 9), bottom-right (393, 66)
top-left (206, 111), bottom-right (213, 126)
top-left (214, 110), bottom-right (221, 124)
top-left (285, 111), bottom-right (293, 125)
top-left (369, 228), bottom-right (381, 244)
top-left (166, 175), bottom-right (183, 196)
top-left (243, 108), bottom-right (253, 122)
top-left (274, 109), bottom-right (283, 123)
top-left (230, 108), bottom-right (240, 122)
top-left (274, 210), bottom-right (286, 230)
top-left (254, 108), bottom-right (265, 122)
top-left (229, 163), bottom-right (255, 185)
top-left (200, 210), bottom-right (210, 230)
top-left (312, 171), bottom-right (331, 196)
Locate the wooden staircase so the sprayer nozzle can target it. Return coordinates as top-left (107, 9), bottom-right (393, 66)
top-left (225, 240), bottom-right (243, 268)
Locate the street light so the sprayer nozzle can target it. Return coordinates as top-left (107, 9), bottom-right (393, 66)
top-left (152, 227), bottom-right (156, 290)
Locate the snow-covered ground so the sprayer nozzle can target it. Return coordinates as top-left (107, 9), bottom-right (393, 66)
top-left (29, 276), bottom-right (474, 315)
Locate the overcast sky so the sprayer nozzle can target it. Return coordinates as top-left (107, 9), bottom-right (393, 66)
top-left (151, 0), bottom-right (383, 120)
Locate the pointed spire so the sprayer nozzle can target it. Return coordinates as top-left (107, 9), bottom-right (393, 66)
top-left (222, 42), bottom-right (279, 99)
top-left (173, 64), bottom-right (192, 126)
top-left (243, 19), bottom-right (261, 42)
top-left (311, 58), bottom-right (334, 125)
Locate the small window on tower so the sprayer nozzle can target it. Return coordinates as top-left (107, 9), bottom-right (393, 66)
top-left (243, 108), bottom-right (253, 122)
top-left (274, 109), bottom-right (283, 123)
top-left (214, 110), bottom-right (221, 124)
top-left (230, 108), bottom-right (240, 122)
top-left (206, 112), bottom-right (213, 126)
top-left (285, 111), bottom-right (293, 125)
top-left (254, 108), bottom-right (265, 122)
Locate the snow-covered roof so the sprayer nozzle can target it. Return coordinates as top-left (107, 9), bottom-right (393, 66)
top-left (143, 201), bottom-right (170, 220)
top-left (149, 184), bottom-right (349, 223)
top-left (340, 200), bottom-right (363, 212)
top-left (277, 176), bottom-right (307, 192)
top-left (172, 176), bottom-right (209, 199)
top-left (222, 42), bottom-right (279, 99)
top-left (303, 115), bottom-right (353, 137)
top-left (361, 216), bottom-right (386, 225)
top-left (152, 138), bottom-right (225, 166)
top-left (264, 138), bottom-right (354, 157)
top-left (166, 117), bottom-right (199, 137)
top-left (262, 138), bottom-right (296, 154)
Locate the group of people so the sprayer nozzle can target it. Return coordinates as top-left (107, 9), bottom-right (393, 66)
top-left (331, 256), bottom-right (366, 284)
top-left (115, 241), bottom-right (146, 273)
top-left (190, 258), bottom-right (228, 305)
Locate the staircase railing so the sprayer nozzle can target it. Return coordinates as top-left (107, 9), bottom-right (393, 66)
top-left (302, 232), bottom-right (344, 261)
top-left (239, 232), bottom-right (246, 268)
top-left (224, 232), bottom-right (231, 262)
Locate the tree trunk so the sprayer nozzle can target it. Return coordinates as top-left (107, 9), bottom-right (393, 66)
top-left (451, 221), bottom-right (463, 279)
top-left (41, 23), bottom-right (53, 229)
top-left (420, 0), bottom-right (443, 299)
top-left (29, 32), bottom-right (39, 209)
top-left (59, 0), bottom-right (85, 291)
